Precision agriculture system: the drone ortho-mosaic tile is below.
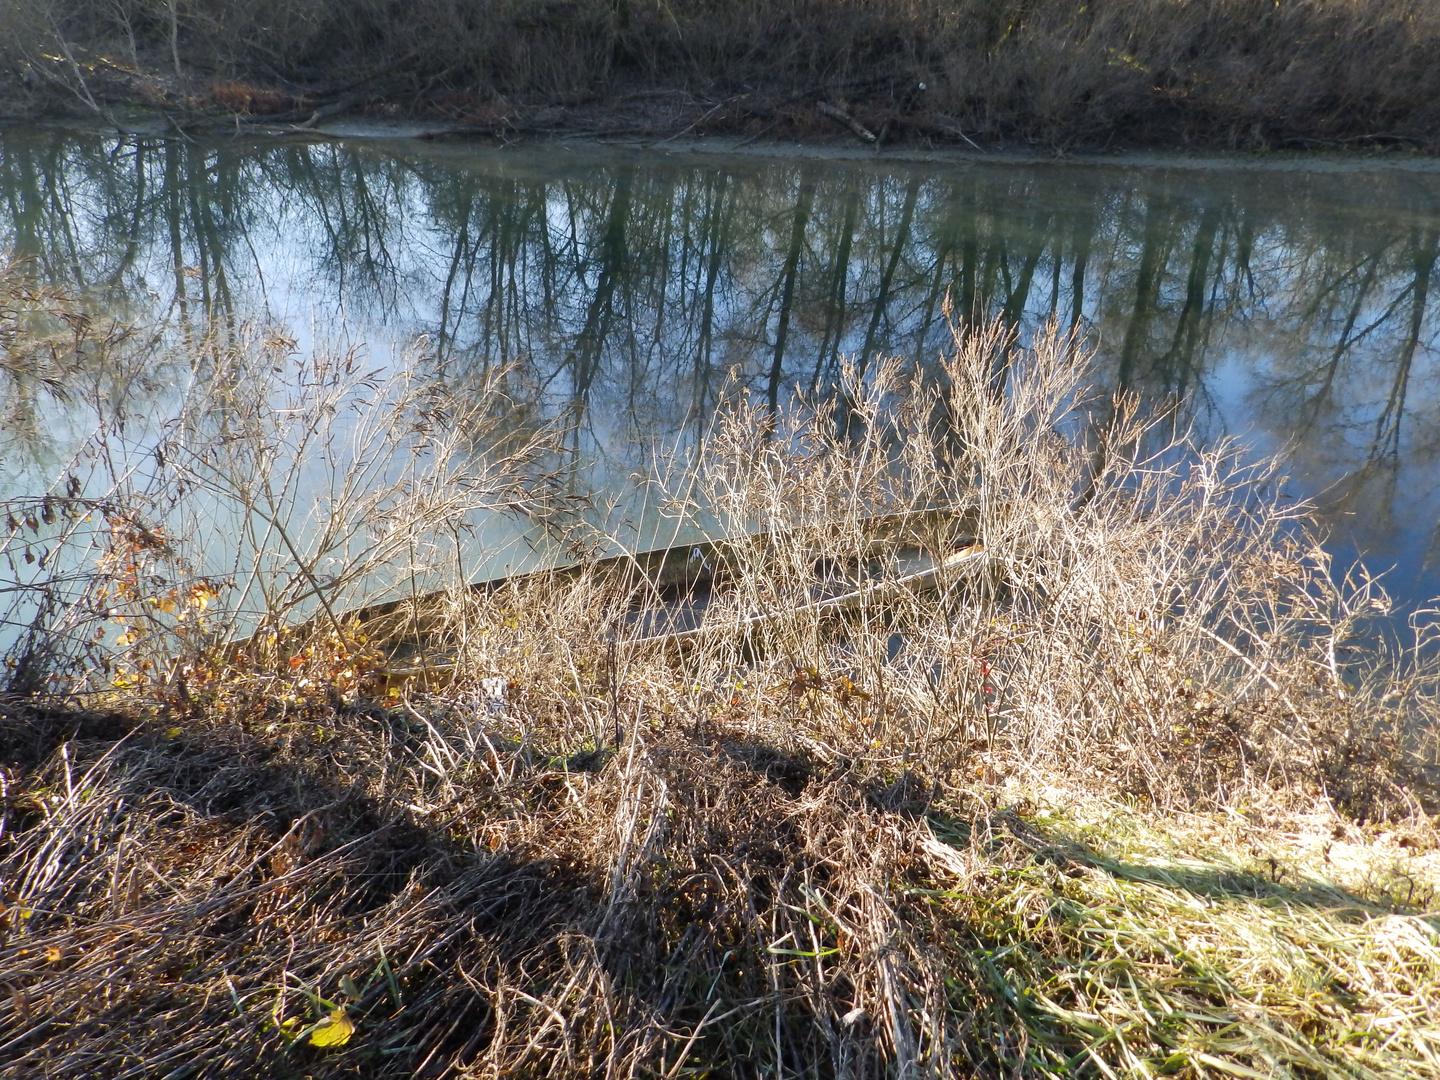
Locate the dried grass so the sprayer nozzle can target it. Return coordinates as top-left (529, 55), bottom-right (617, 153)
top-left (2, 295), bottom-right (1439, 1076)
top-left (2, 701), bottom-right (1436, 1077)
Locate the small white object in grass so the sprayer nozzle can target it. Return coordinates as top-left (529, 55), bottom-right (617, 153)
top-left (842, 1007), bottom-right (867, 1026)
top-left (480, 676), bottom-right (508, 714)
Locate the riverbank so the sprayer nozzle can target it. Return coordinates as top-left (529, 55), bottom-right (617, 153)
top-left (2, 0), bottom-right (1439, 153)
top-left (3, 696), bottom-right (1436, 1079)
top-left (3, 252), bottom-right (1439, 1074)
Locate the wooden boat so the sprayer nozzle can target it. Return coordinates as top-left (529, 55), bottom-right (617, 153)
top-left (335, 506), bottom-right (985, 690)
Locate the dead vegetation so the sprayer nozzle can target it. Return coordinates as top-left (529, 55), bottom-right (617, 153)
top-left (2, 0), bottom-right (1440, 150)
top-left (5, 697), bottom-right (1434, 1079)
top-left (0, 256), bottom-right (137, 447)
top-left (2, 273), bottom-right (1439, 1075)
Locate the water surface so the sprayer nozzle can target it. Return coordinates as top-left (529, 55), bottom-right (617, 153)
top-left (3, 127), bottom-right (1440, 623)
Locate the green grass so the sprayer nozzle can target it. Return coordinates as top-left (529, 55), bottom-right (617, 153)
top-left (922, 788), bottom-right (1440, 1078)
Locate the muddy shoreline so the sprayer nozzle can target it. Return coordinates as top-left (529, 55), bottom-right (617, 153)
top-left (7, 110), bottom-right (1440, 176)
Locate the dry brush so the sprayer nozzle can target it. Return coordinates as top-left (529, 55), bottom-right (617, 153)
top-left (1, 302), bottom-right (1438, 1077)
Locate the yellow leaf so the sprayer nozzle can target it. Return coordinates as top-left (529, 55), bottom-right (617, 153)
top-left (152, 595), bottom-right (176, 614)
top-left (309, 1007), bottom-right (355, 1048)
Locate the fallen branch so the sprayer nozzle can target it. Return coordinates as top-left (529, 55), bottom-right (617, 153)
top-left (649, 98), bottom-right (737, 147)
top-left (816, 101), bottom-right (876, 144)
top-left (924, 114), bottom-right (982, 151)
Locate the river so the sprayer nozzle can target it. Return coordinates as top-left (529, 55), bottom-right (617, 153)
top-left (3, 126), bottom-right (1440, 645)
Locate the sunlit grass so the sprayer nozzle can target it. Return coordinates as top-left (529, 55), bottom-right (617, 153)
top-left (921, 785), bottom-right (1440, 1078)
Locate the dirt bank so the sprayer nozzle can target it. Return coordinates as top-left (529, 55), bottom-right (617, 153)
top-left (2, 0), bottom-right (1439, 154)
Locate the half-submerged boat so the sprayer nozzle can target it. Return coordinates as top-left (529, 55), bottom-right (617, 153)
top-left (252, 506), bottom-right (985, 688)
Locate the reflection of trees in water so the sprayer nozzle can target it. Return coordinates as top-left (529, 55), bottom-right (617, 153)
top-left (4, 132), bottom-right (1440, 582)
top-left (1226, 205), bottom-right (1440, 583)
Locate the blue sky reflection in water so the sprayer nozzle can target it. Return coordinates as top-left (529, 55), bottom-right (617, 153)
top-left (2, 128), bottom-right (1440, 614)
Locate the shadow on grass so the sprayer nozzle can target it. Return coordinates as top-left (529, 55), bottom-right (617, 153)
top-left (917, 806), bottom-right (1440, 1077)
top-left (927, 805), bottom-right (1435, 916)
top-left (0, 704), bottom-right (845, 1078)
top-left (3, 704), bottom-right (1429, 1079)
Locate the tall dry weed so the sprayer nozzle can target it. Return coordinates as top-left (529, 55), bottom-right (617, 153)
top-left (0, 307), bottom-right (571, 699)
top-left (608, 318), bottom-right (1438, 813)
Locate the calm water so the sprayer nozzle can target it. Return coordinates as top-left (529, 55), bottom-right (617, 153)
top-left (4, 127), bottom-right (1440, 622)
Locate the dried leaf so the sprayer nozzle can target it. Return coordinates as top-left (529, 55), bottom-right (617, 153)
top-left (309, 1007), bottom-right (355, 1048)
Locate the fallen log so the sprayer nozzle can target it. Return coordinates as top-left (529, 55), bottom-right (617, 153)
top-left (816, 101), bottom-right (877, 145)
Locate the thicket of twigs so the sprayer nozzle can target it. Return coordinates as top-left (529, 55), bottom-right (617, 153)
top-left (2, 0), bottom-right (1439, 149)
top-left (2, 272), bottom-right (1438, 1077)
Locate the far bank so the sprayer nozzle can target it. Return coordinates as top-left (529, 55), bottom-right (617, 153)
top-left (2, 0), bottom-right (1439, 154)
